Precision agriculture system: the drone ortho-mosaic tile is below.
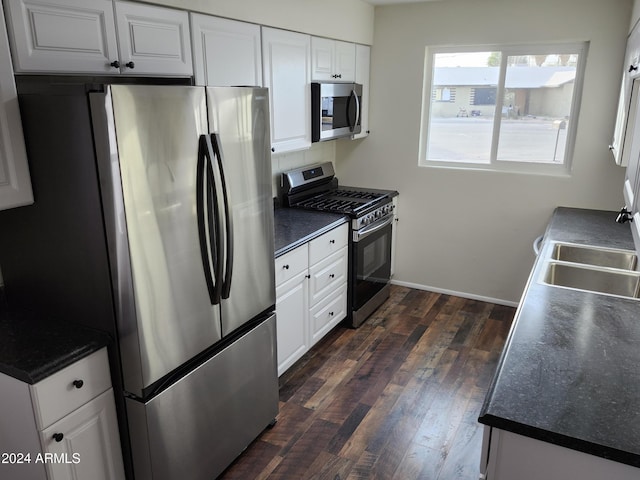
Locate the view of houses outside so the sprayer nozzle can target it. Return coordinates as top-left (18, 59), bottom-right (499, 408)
top-left (427, 52), bottom-right (578, 165)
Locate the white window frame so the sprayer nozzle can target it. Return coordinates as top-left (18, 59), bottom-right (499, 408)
top-left (418, 42), bottom-right (589, 176)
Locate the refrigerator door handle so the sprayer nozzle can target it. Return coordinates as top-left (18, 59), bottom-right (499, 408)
top-left (197, 134), bottom-right (223, 305)
top-left (210, 133), bottom-right (234, 299)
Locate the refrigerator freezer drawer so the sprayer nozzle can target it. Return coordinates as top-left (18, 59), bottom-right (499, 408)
top-left (126, 313), bottom-right (278, 480)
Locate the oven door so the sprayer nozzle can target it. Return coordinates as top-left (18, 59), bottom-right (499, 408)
top-left (352, 215), bottom-right (393, 317)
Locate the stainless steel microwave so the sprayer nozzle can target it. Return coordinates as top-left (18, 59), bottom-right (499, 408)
top-left (311, 82), bottom-right (362, 142)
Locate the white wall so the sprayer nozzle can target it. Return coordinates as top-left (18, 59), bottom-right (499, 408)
top-left (142, 0), bottom-right (374, 45)
top-left (336, 0), bottom-right (632, 304)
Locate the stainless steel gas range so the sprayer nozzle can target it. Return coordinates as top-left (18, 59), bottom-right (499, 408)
top-left (282, 162), bottom-right (397, 328)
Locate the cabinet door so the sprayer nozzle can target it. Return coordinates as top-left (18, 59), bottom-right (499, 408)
top-left (334, 40), bottom-right (356, 82)
top-left (311, 38), bottom-right (355, 81)
top-left (276, 271), bottom-right (309, 376)
top-left (262, 27), bottom-right (311, 153)
top-left (611, 24), bottom-right (640, 166)
top-left (0, 5), bottom-right (33, 210)
top-left (114, 1), bottom-right (192, 76)
top-left (40, 389), bottom-right (125, 480)
top-left (311, 36), bottom-right (334, 81)
top-left (3, 0), bottom-right (120, 74)
top-left (191, 14), bottom-right (262, 87)
top-left (352, 44), bottom-right (371, 139)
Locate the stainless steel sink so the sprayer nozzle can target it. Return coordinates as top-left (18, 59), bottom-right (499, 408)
top-left (551, 243), bottom-right (637, 270)
top-left (542, 262), bottom-right (640, 299)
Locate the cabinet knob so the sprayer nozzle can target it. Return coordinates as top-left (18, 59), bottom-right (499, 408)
top-left (125, 61), bottom-right (135, 69)
top-left (332, 74), bottom-right (342, 79)
top-left (329, 274), bottom-right (335, 278)
top-left (305, 274), bottom-right (310, 279)
top-left (110, 60), bottom-right (120, 69)
top-left (329, 311), bottom-right (334, 316)
top-left (283, 264), bottom-right (289, 270)
top-left (630, 65), bottom-right (638, 73)
top-left (53, 433), bottom-right (64, 443)
top-left (271, 147), bottom-right (275, 153)
top-left (72, 379), bottom-right (84, 389)
top-left (330, 239), bottom-right (335, 244)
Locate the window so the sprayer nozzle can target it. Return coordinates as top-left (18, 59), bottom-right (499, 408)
top-left (419, 43), bottom-right (588, 173)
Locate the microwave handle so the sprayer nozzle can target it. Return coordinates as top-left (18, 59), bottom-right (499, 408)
top-left (349, 88), bottom-right (360, 132)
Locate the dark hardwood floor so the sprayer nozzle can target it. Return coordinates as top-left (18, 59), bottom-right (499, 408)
top-left (220, 285), bottom-right (515, 480)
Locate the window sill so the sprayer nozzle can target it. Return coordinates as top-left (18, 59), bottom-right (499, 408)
top-left (419, 160), bottom-right (572, 177)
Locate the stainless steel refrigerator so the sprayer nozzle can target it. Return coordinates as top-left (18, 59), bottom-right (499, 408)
top-left (0, 80), bottom-right (278, 480)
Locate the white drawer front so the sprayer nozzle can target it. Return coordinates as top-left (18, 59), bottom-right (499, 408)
top-left (310, 283), bottom-right (347, 345)
top-left (275, 243), bottom-right (308, 286)
top-left (30, 348), bottom-right (111, 429)
top-left (309, 247), bottom-right (348, 307)
top-left (309, 223), bottom-right (348, 266)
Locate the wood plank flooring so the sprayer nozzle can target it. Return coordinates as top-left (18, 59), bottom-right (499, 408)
top-left (219, 285), bottom-right (515, 480)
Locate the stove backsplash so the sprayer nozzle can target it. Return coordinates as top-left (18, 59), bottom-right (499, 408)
top-left (271, 142), bottom-right (335, 199)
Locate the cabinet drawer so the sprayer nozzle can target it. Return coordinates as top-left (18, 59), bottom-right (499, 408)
top-left (309, 223), bottom-right (348, 266)
top-left (30, 347), bottom-right (111, 429)
top-left (310, 283), bottom-right (347, 345)
top-left (275, 243), bottom-right (308, 286)
top-left (309, 246), bottom-right (348, 306)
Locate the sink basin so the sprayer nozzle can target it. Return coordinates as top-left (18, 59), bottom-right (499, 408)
top-left (542, 262), bottom-right (640, 299)
top-left (551, 243), bottom-right (637, 270)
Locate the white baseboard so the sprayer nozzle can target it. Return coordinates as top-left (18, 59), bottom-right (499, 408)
top-left (390, 279), bottom-right (519, 308)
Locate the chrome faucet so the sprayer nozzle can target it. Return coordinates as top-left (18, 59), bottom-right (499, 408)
top-left (616, 206), bottom-right (633, 224)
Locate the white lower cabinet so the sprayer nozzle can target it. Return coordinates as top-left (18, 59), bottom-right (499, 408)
top-left (275, 269), bottom-right (309, 375)
top-left (40, 389), bottom-right (123, 480)
top-left (309, 283), bottom-right (347, 345)
top-left (275, 223), bottom-right (348, 375)
top-left (0, 348), bottom-right (125, 480)
top-left (482, 427), bottom-right (640, 480)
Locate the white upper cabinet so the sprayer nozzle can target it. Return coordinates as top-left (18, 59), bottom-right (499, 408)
top-left (4, 0), bottom-right (192, 76)
top-left (0, 5), bottom-right (32, 211)
top-left (353, 43), bottom-right (371, 139)
top-left (114, 1), bottom-right (192, 76)
top-left (311, 37), bottom-right (356, 82)
top-left (190, 14), bottom-right (262, 87)
top-left (262, 27), bottom-right (311, 154)
top-left (611, 23), bottom-right (640, 166)
top-left (4, 0), bottom-right (120, 74)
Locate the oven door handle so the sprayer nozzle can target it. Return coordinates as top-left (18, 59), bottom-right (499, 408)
top-left (353, 215), bottom-right (394, 242)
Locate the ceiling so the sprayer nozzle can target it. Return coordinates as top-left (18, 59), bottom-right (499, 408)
top-left (362, 0), bottom-right (442, 5)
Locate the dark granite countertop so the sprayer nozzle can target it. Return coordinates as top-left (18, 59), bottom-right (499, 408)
top-left (0, 309), bottom-right (111, 384)
top-left (479, 207), bottom-right (640, 468)
top-left (274, 207), bottom-right (348, 257)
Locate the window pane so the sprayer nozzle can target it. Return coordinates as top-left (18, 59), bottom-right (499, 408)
top-left (497, 53), bottom-right (578, 163)
top-left (427, 52), bottom-right (498, 164)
